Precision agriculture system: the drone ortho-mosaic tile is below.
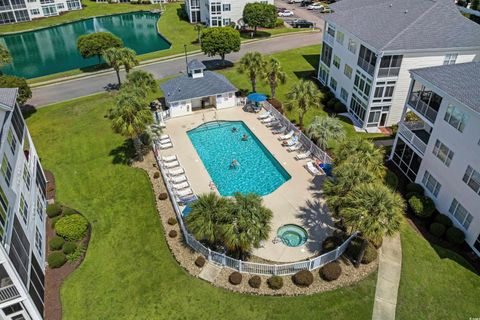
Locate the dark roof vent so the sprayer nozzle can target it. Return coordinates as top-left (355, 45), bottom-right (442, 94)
top-left (404, 9), bottom-right (408, 13)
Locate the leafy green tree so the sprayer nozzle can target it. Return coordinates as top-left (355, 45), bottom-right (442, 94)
top-left (286, 80), bottom-right (320, 128)
top-left (200, 27), bottom-right (241, 61)
top-left (471, 0), bottom-right (479, 10)
top-left (126, 70), bottom-right (157, 94)
top-left (238, 51), bottom-right (265, 93)
top-left (307, 115), bottom-right (346, 150)
top-left (77, 32), bottom-right (123, 63)
top-left (119, 48), bottom-right (139, 74)
top-left (103, 47), bottom-right (137, 86)
top-left (339, 183), bottom-right (405, 243)
top-left (242, 3), bottom-right (277, 34)
top-left (0, 75), bottom-right (31, 105)
top-left (263, 57), bottom-right (286, 98)
top-left (0, 44), bottom-right (12, 71)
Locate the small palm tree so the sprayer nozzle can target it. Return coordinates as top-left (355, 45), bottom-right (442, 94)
top-left (120, 48), bottom-right (139, 74)
top-left (339, 183), bottom-right (405, 243)
top-left (307, 115), bottom-right (346, 150)
top-left (0, 44), bottom-right (11, 72)
top-left (194, 23), bottom-right (204, 45)
top-left (238, 52), bottom-right (266, 93)
top-left (126, 70), bottom-right (157, 94)
top-left (286, 80), bottom-right (320, 128)
top-left (103, 47), bottom-right (124, 86)
top-left (264, 58), bottom-right (286, 99)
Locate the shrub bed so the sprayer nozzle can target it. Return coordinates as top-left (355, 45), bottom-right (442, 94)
top-left (49, 236), bottom-right (65, 251)
top-left (406, 183), bottom-right (424, 195)
top-left (361, 242), bottom-right (378, 264)
top-left (322, 235), bottom-right (342, 253)
top-left (429, 222), bottom-right (446, 238)
top-left (63, 242), bottom-right (77, 255)
top-left (55, 214), bottom-right (89, 241)
top-left (51, 216), bottom-right (62, 229)
top-left (229, 272), bottom-right (242, 285)
top-left (195, 256), bottom-right (206, 267)
top-left (248, 275), bottom-right (261, 288)
top-left (292, 270), bottom-right (314, 287)
top-left (168, 230), bottom-right (178, 238)
top-left (167, 217), bottom-right (177, 225)
top-left (48, 252), bottom-right (67, 268)
top-left (320, 262), bottom-right (342, 281)
top-left (334, 101), bottom-right (347, 113)
top-left (408, 195), bottom-right (435, 218)
top-left (158, 193), bottom-right (168, 200)
top-left (434, 214), bottom-right (453, 228)
top-left (446, 226), bottom-right (465, 245)
top-left (153, 172), bottom-right (160, 179)
top-left (46, 203), bottom-right (62, 218)
top-left (385, 170), bottom-right (399, 190)
top-left (62, 207), bottom-right (77, 216)
top-left (267, 276), bottom-right (283, 290)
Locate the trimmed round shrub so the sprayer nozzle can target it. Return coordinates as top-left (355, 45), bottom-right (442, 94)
top-left (167, 217), bottom-right (177, 225)
top-left (46, 203), bottom-right (62, 218)
top-left (362, 242), bottom-right (378, 264)
top-left (446, 226), bottom-right (465, 245)
top-left (322, 235), bottom-right (342, 253)
top-left (334, 101), bottom-right (347, 113)
top-left (248, 275), bottom-right (261, 289)
top-left (346, 237), bottom-right (362, 260)
top-left (49, 236), bottom-right (65, 251)
top-left (385, 170), bottom-right (399, 190)
top-left (292, 270), bottom-right (314, 287)
top-left (267, 276), bottom-right (283, 290)
top-left (229, 272), bottom-right (242, 285)
top-left (62, 207), bottom-right (78, 216)
top-left (168, 230), bottom-right (178, 238)
top-left (195, 256), bottom-right (206, 267)
top-left (62, 242), bottom-right (77, 255)
top-left (405, 191), bottom-right (420, 200)
top-left (153, 172), bottom-right (160, 179)
top-left (326, 98), bottom-right (338, 110)
top-left (320, 262), bottom-right (342, 281)
top-left (158, 193), bottom-right (168, 200)
top-left (429, 222), bottom-right (446, 238)
top-left (408, 195), bottom-right (435, 218)
top-left (55, 214), bottom-right (88, 241)
top-left (406, 183), bottom-right (424, 195)
top-left (275, 18), bottom-right (285, 27)
top-left (347, 238), bottom-right (377, 264)
top-left (51, 216), bottom-right (62, 229)
top-left (47, 252), bottom-right (67, 269)
top-left (434, 214), bottom-right (453, 228)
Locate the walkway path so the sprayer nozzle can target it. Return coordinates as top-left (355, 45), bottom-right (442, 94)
top-left (372, 234), bottom-right (402, 320)
top-left (29, 32), bottom-right (321, 107)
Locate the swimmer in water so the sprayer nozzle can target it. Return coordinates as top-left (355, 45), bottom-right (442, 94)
top-left (241, 134), bottom-right (248, 141)
top-left (230, 159), bottom-right (240, 168)
top-left (231, 127), bottom-right (237, 133)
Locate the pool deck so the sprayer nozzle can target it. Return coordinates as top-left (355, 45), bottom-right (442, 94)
top-left (158, 107), bottom-right (335, 262)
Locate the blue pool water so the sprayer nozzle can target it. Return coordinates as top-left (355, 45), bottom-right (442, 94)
top-left (187, 121), bottom-right (291, 196)
top-left (277, 224), bottom-right (308, 247)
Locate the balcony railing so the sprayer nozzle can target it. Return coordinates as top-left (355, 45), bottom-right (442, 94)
top-left (0, 284), bottom-right (20, 303)
top-left (324, 32), bottom-right (334, 46)
top-left (377, 67), bottom-right (400, 78)
top-left (407, 92), bottom-right (438, 124)
top-left (398, 122), bottom-right (428, 155)
top-left (357, 57), bottom-right (375, 76)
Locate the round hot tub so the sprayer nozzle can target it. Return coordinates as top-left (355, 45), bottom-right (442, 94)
top-left (277, 224), bottom-right (308, 247)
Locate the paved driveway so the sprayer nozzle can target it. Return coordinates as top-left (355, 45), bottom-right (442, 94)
top-left (275, 0), bottom-right (326, 30)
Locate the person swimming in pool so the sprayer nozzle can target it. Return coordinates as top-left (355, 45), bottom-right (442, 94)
top-left (231, 127), bottom-right (237, 133)
top-left (241, 134), bottom-right (248, 141)
top-left (230, 159), bottom-right (240, 169)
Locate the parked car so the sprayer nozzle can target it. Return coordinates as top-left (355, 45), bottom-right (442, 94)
top-left (287, 0), bottom-right (303, 3)
top-left (307, 3), bottom-right (325, 10)
top-left (301, 0), bottom-right (314, 6)
top-left (278, 10), bottom-right (294, 17)
top-left (320, 7), bottom-right (332, 13)
top-left (277, 7), bottom-right (287, 12)
top-left (291, 19), bottom-right (314, 28)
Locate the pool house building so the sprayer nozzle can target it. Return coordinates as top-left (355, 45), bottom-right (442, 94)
top-left (0, 0), bottom-right (81, 24)
top-left (160, 60), bottom-right (238, 118)
top-left (390, 62), bottom-right (480, 256)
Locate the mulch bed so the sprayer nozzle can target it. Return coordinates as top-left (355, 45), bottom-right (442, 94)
top-left (45, 170), bottom-right (56, 202)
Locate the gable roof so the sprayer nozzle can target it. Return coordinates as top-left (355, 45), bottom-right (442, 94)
top-left (326, 0), bottom-right (480, 52)
top-left (0, 88), bottom-right (18, 111)
top-left (187, 59), bottom-right (206, 73)
top-left (410, 62), bottom-right (480, 114)
top-left (160, 71), bottom-right (237, 103)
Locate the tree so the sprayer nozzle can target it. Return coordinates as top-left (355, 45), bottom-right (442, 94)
top-left (471, 0), bottom-right (479, 10)
top-left (126, 70), bottom-right (157, 94)
top-left (119, 48), bottom-right (139, 74)
top-left (201, 27), bottom-right (241, 61)
top-left (77, 32), bottom-right (123, 63)
top-left (307, 115), bottom-right (346, 150)
top-left (243, 3), bottom-right (277, 34)
top-left (194, 23), bottom-right (204, 45)
top-left (0, 44), bottom-right (12, 71)
top-left (339, 183), bottom-right (405, 243)
top-left (0, 75), bottom-right (32, 105)
top-left (263, 57), bottom-right (286, 98)
top-left (286, 80), bottom-right (320, 128)
top-left (103, 47), bottom-right (138, 86)
top-left (238, 51), bottom-right (265, 93)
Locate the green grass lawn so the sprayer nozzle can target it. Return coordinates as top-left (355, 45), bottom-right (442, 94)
top-left (396, 223), bottom-right (480, 320)
top-left (26, 93), bottom-right (377, 320)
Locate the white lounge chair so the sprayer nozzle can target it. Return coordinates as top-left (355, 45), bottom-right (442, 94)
top-left (172, 181), bottom-right (189, 190)
top-left (265, 120), bottom-right (280, 128)
top-left (159, 134), bottom-right (169, 140)
top-left (272, 126), bottom-right (286, 135)
top-left (257, 110), bottom-right (271, 119)
top-left (295, 150), bottom-right (312, 160)
top-left (163, 160), bottom-right (180, 169)
top-left (162, 155), bottom-right (177, 162)
top-left (167, 168), bottom-right (185, 176)
top-left (261, 116), bottom-right (275, 124)
top-left (175, 188), bottom-right (194, 198)
top-left (306, 161), bottom-right (323, 176)
top-left (278, 130), bottom-right (294, 141)
top-left (159, 142), bottom-right (173, 149)
top-left (287, 143), bottom-right (302, 152)
top-left (283, 136), bottom-right (298, 147)
top-left (160, 138), bottom-right (171, 144)
top-left (169, 175), bottom-right (187, 184)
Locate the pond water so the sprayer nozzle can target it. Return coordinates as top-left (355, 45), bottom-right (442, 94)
top-left (0, 12), bottom-right (170, 79)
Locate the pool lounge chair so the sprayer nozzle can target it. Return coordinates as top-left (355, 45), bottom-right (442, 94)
top-left (159, 142), bottom-right (173, 149)
top-left (287, 143), bottom-right (302, 152)
top-left (283, 136), bottom-right (298, 147)
top-left (159, 138), bottom-right (171, 144)
top-left (295, 150), bottom-right (312, 160)
top-left (272, 126), bottom-right (286, 135)
top-left (306, 161), bottom-right (324, 176)
top-left (265, 119), bottom-right (280, 128)
top-left (257, 110), bottom-right (271, 119)
top-left (176, 194), bottom-right (198, 205)
top-left (172, 181), bottom-right (189, 191)
top-left (169, 175), bottom-right (187, 184)
top-left (175, 188), bottom-right (194, 199)
top-left (160, 134), bottom-right (169, 140)
top-left (162, 155), bottom-right (177, 162)
top-left (261, 116), bottom-right (275, 124)
top-left (163, 160), bottom-right (180, 169)
top-left (167, 168), bottom-right (185, 176)
top-left (278, 130), bottom-right (294, 141)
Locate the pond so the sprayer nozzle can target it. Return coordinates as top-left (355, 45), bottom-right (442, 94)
top-left (0, 12), bottom-right (171, 79)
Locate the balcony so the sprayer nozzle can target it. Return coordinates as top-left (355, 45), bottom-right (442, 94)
top-left (357, 57), bottom-right (375, 76)
top-left (324, 32), bottom-right (334, 46)
top-left (377, 67), bottom-right (400, 78)
top-left (407, 92), bottom-right (438, 124)
top-left (398, 122), bottom-right (431, 155)
top-left (0, 284), bottom-right (20, 303)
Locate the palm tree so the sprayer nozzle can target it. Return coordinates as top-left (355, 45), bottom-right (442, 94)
top-left (120, 48), bottom-right (139, 74)
top-left (0, 44), bottom-right (11, 73)
top-left (185, 193), bottom-right (233, 245)
top-left (286, 80), bottom-right (320, 128)
top-left (126, 70), bottom-right (157, 94)
top-left (264, 57), bottom-right (286, 99)
top-left (307, 115), bottom-right (346, 150)
top-left (339, 183), bottom-right (405, 243)
top-left (238, 52), bottom-right (266, 93)
top-left (103, 47), bottom-right (138, 86)
top-left (194, 23), bottom-right (204, 45)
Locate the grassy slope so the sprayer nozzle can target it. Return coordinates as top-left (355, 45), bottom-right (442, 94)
top-left (396, 223), bottom-right (480, 320)
top-left (27, 93), bottom-right (377, 320)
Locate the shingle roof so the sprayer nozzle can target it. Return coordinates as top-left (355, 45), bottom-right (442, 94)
top-left (410, 62), bottom-right (480, 114)
top-left (187, 59), bottom-right (206, 73)
top-left (327, 0), bottom-right (480, 52)
top-left (160, 71), bottom-right (237, 103)
top-left (0, 88), bottom-right (18, 110)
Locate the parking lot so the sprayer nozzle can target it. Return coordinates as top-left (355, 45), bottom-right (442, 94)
top-left (275, 0), bottom-right (326, 31)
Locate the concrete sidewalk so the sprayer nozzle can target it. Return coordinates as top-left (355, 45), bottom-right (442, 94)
top-left (372, 234), bottom-right (402, 320)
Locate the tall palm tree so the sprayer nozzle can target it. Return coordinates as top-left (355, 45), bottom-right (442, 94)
top-left (126, 70), bottom-right (157, 94)
top-left (0, 44), bottom-right (11, 73)
top-left (307, 115), bottom-right (346, 150)
top-left (120, 48), bottom-right (139, 74)
top-left (286, 80), bottom-right (320, 128)
top-left (194, 23), bottom-right (204, 45)
top-left (339, 183), bottom-right (405, 243)
top-left (238, 52), bottom-right (265, 93)
top-left (103, 47), bottom-right (123, 86)
top-left (264, 57), bottom-right (286, 99)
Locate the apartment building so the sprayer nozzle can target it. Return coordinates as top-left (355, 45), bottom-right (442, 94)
top-left (0, 88), bottom-right (46, 320)
top-left (317, 0), bottom-right (480, 131)
top-left (184, 0), bottom-right (273, 26)
top-left (390, 62), bottom-right (480, 256)
top-left (0, 0), bottom-right (81, 25)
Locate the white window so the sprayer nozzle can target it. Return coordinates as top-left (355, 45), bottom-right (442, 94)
top-left (343, 64), bottom-right (352, 79)
top-left (19, 194), bottom-right (28, 224)
top-left (35, 227), bottom-right (43, 256)
top-left (211, 16), bottom-right (221, 26)
top-left (222, 3), bottom-right (230, 11)
top-left (422, 170), bottom-right (441, 197)
top-left (462, 166), bottom-right (480, 195)
top-left (353, 71), bottom-right (371, 100)
top-left (0, 186), bottom-right (8, 238)
top-left (36, 197), bottom-right (44, 222)
top-left (449, 199), bottom-right (473, 230)
top-left (340, 88), bottom-right (348, 102)
top-left (444, 105), bottom-right (469, 132)
top-left (210, 2), bottom-right (221, 14)
top-left (443, 53), bottom-right (457, 65)
top-left (432, 140), bottom-right (454, 167)
top-left (1, 156), bottom-right (12, 187)
top-left (329, 77), bottom-right (337, 91)
top-left (318, 64), bottom-right (329, 85)
top-left (223, 18), bottom-right (231, 26)
top-left (333, 55), bottom-right (340, 69)
top-left (30, 8), bottom-right (40, 14)
top-left (23, 164), bottom-right (31, 190)
top-left (56, 2), bottom-right (64, 9)
top-left (7, 130), bottom-right (16, 154)
top-left (336, 31), bottom-right (344, 45)
top-left (373, 81), bottom-right (395, 103)
top-left (348, 38), bottom-right (356, 54)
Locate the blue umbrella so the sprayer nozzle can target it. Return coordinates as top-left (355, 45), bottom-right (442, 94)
top-left (247, 93), bottom-right (267, 102)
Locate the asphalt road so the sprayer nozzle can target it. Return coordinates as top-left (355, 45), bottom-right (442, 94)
top-left (30, 32), bottom-right (322, 107)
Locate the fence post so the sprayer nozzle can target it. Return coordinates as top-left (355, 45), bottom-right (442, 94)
top-left (274, 264), bottom-right (278, 275)
top-left (238, 260), bottom-right (242, 272)
top-left (208, 248), bottom-right (211, 261)
top-left (308, 259), bottom-right (314, 271)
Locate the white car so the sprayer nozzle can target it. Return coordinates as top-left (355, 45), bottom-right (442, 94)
top-left (278, 10), bottom-right (294, 17)
top-left (307, 3), bottom-right (324, 10)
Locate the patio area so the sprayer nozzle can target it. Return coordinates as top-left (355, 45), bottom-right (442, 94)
top-left (156, 106), bottom-right (335, 262)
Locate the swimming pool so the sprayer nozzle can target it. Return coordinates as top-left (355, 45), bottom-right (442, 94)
top-left (187, 121), bottom-right (291, 196)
